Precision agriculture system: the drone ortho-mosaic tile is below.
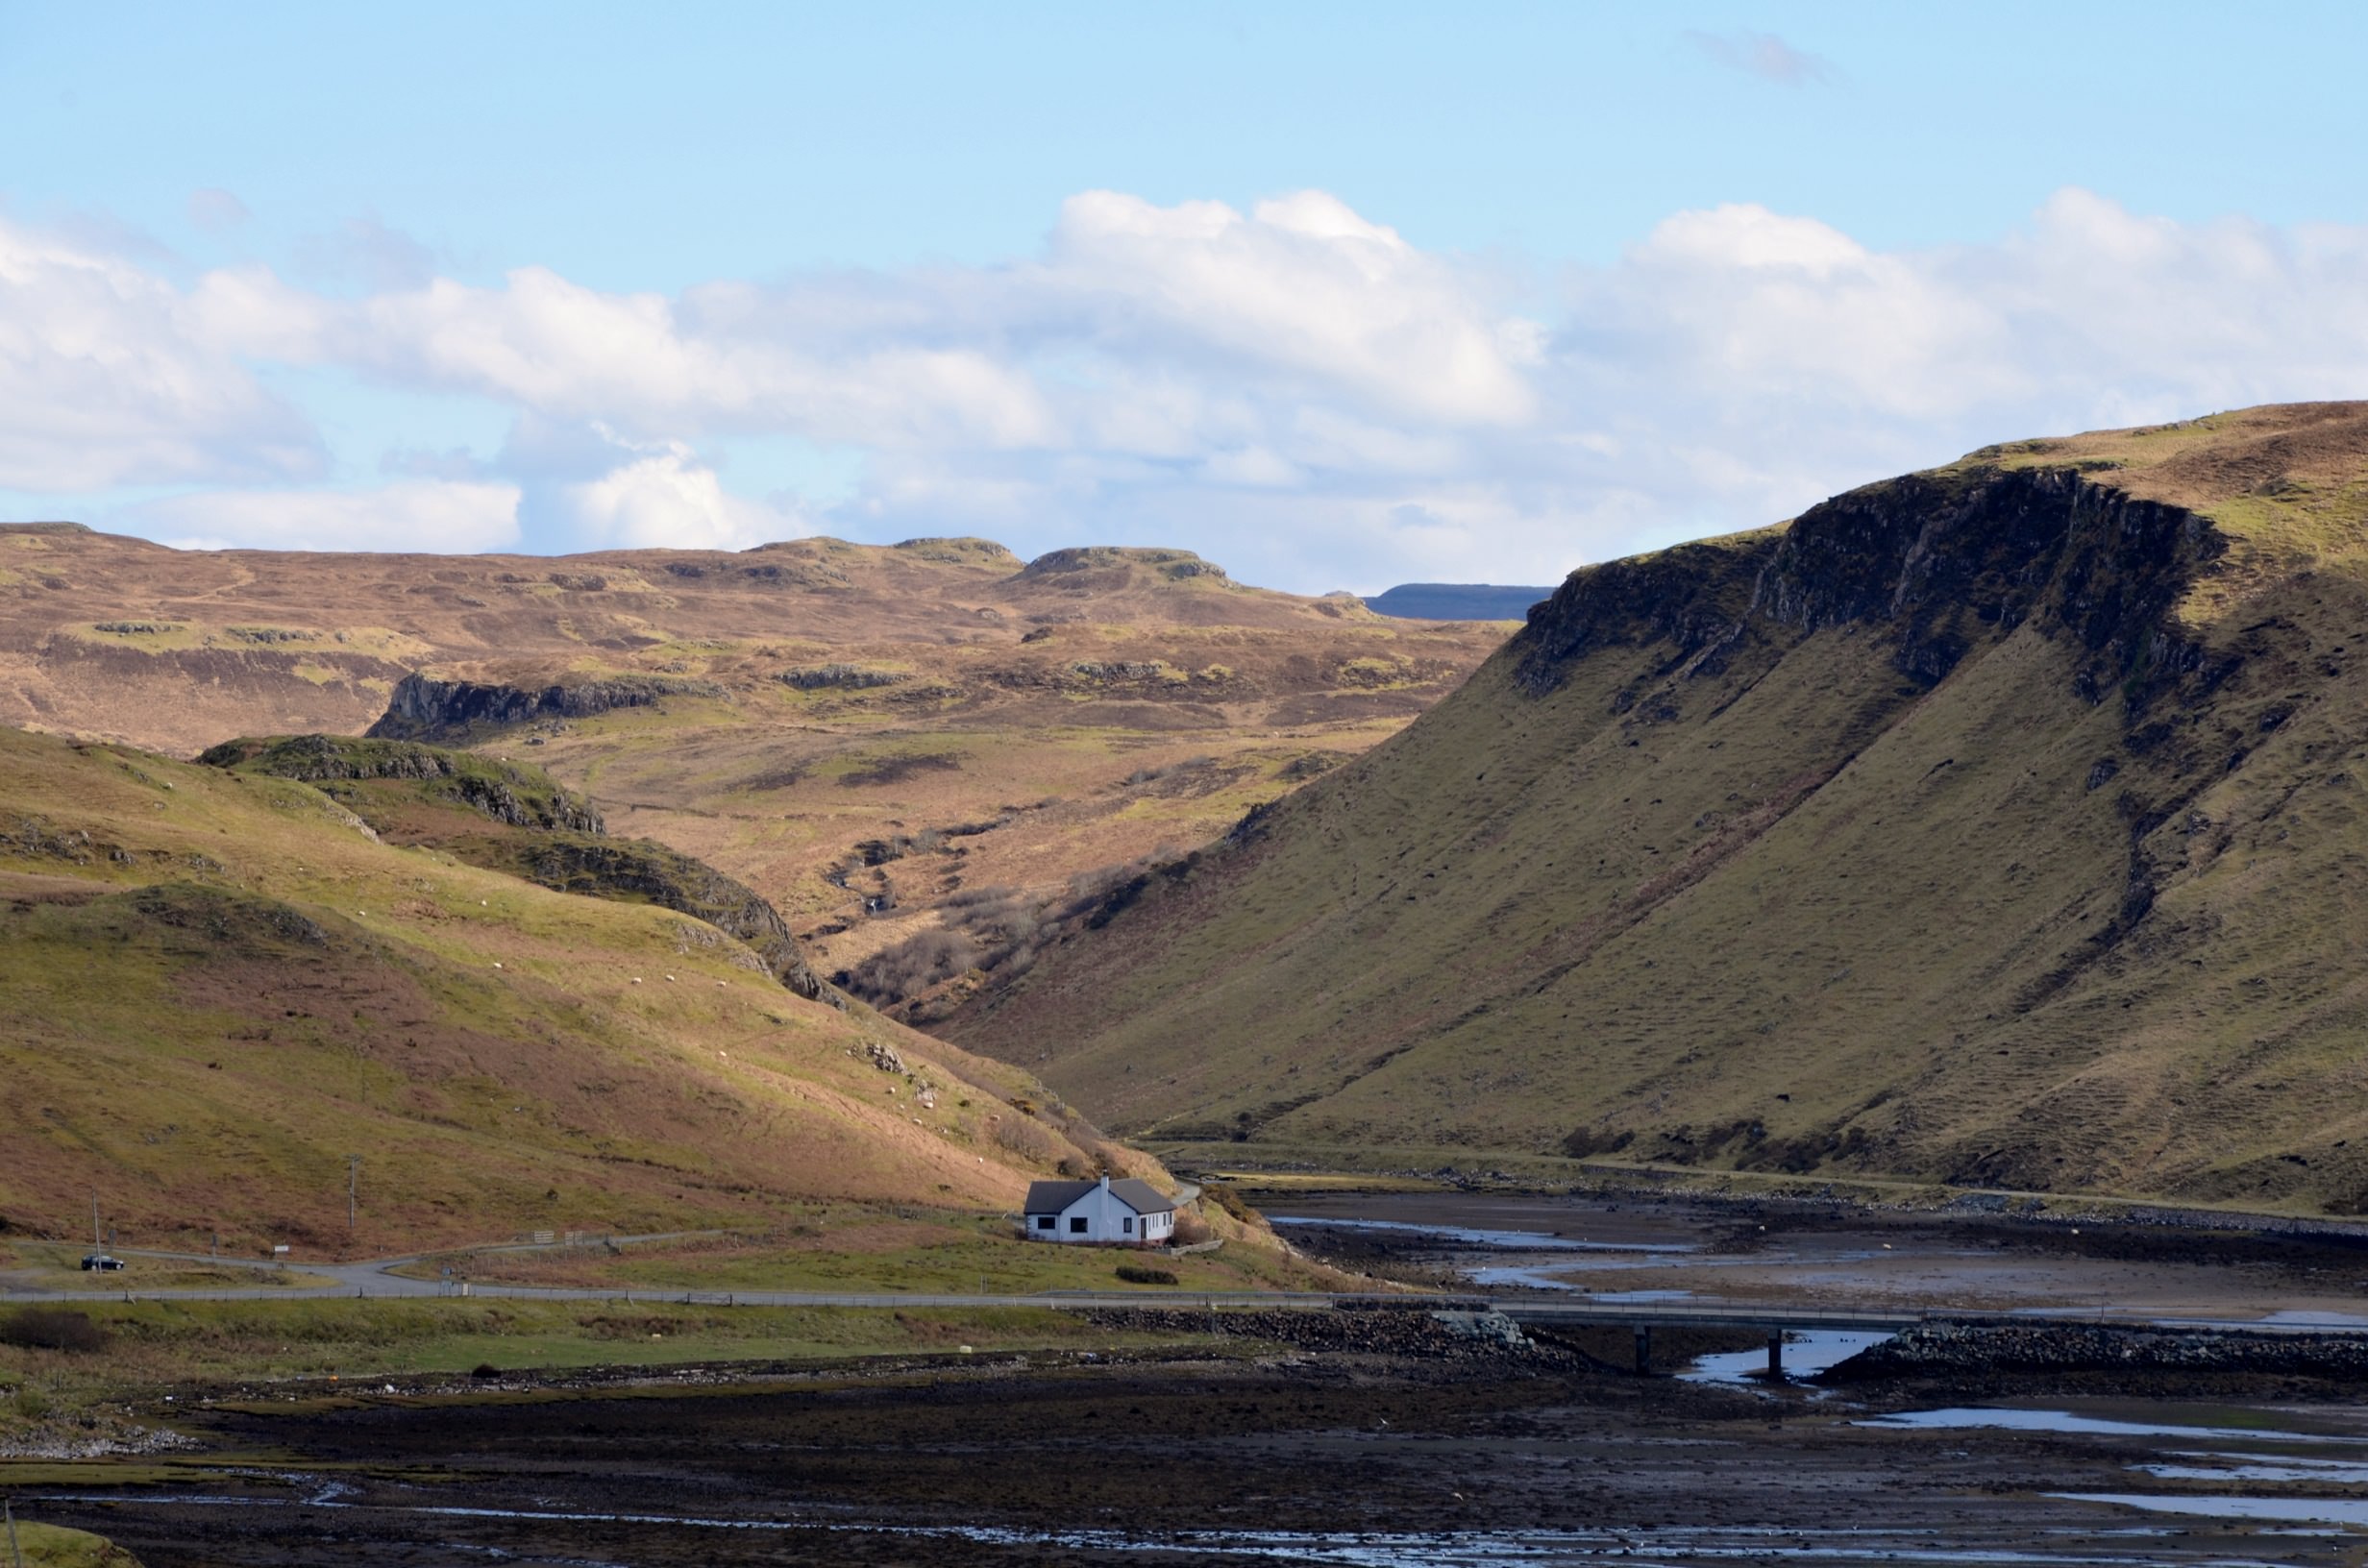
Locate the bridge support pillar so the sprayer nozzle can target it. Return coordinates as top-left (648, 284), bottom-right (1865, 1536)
top-left (1633, 1326), bottom-right (1651, 1374)
top-left (1766, 1334), bottom-right (1783, 1380)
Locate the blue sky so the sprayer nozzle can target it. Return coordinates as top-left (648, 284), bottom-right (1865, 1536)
top-left (3, 3), bottom-right (2364, 590)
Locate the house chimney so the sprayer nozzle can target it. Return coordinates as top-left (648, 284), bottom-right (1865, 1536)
top-left (1100, 1174), bottom-right (1111, 1189)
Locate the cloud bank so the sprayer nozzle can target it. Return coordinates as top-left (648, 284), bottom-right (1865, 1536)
top-left (3, 187), bottom-right (2365, 589)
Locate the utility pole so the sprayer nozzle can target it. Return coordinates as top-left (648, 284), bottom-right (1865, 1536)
top-left (90, 1191), bottom-right (100, 1250)
top-left (348, 1155), bottom-right (360, 1234)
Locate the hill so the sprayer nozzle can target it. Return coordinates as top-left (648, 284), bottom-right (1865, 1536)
top-left (0, 531), bottom-right (1506, 987)
top-left (937, 403), bottom-right (2368, 1213)
top-left (0, 723), bottom-right (1163, 1254)
top-left (1364, 583), bottom-right (1555, 621)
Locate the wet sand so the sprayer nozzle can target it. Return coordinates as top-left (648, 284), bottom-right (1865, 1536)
top-left (29, 1347), bottom-right (2368, 1565)
top-left (1257, 1188), bottom-right (2368, 1323)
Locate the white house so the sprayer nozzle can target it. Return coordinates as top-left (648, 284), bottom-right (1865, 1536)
top-left (1023, 1174), bottom-right (1176, 1244)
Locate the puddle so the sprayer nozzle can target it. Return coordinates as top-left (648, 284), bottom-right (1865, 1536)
top-left (2059, 1492), bottom-right (2368, 1528)
top-left (2140, 1458), bottom-right (2368, 1483)
top-left (1268, 1216), bottom-right (1694, 1253)
top-left (1860, 1409), bottom-right (2368, 1445)
top-left (1684, 1330), bottom-right (1889, 1384)
top-left (1466, 1264), bottom-right (1590, 1290)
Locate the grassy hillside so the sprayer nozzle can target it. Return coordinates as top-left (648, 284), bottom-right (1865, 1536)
top-left (0, 725), bottom-right (1172, 1255)
top-left (0, 529), bottom-right (1505, 990)
top-left (941, 404), bottom-right (2368, 1213)
top-left (195, 733), bottom-right (831, 1001)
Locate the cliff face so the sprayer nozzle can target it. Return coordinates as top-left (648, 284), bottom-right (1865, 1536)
top-left (940, 407), bottom-right (2368, 1211)
top-left (1514, 468), bottom-right (2217, 701)
top-left (367, 672), bottom-right (724, 742)
top-left (198, 733), bottom-right (607, 834)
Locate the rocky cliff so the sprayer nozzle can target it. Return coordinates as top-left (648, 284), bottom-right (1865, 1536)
top-left (939, 404), bottom-right (2368, 1211)
top-left (367, 672), bottom-right (725, 742)
top-left (199, 733), bottom-right (607, 834)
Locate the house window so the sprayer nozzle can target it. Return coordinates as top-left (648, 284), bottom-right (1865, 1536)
top-left (1070, 1216), bottom-right (1088, 1234)
top-left (1122, 1216), bottom-right (1133, 1234)
top-left (1036, 1215), bottom-right (1054, 1231)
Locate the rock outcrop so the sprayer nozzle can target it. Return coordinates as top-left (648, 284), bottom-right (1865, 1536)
top-left (200, 734), bottom-right (606, 834)
top-left (367, 673), bottom-right (723, 742)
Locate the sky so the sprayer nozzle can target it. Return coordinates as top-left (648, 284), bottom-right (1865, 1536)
top-left (3, 3), bottom-right (2366, 593)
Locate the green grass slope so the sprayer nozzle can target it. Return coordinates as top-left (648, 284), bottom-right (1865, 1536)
top-left (941, 404), bottom-right (2368, 1213)
top-left (0, 726), bottom-right (1161, 1255)
top-left (194, 733), bottom-right (830, 1001)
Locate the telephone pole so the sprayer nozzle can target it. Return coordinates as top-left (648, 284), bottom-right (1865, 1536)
top-left (348, 1155), bottom-right (360, 1233)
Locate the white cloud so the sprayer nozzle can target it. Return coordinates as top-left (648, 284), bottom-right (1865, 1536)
top-left (1040, 188), bottom-right (1541, 426)
top-left (118, 479), bottom-right (520, 552)
top-left (0, 219), bottom-right (322, 491)
top-left (12, 187), bottom-right (2368, 591)
top-left (559, 439), bottom-right (803, 551)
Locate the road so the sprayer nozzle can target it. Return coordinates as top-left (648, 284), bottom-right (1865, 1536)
top-left (9, 1243), bottom-right (2359, 1340)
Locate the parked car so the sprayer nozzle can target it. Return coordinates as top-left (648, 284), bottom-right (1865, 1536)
top-left (80, 1253), bottom-right (125, 1272)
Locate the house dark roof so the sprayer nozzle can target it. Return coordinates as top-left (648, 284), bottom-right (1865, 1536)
top-left (1109, 1178), bottom-right (1175, 1215)
top-left (1023, 1179), bottom-right (1097, 1213)
top-left (1022, 1177), bottom-right (1177, 1215)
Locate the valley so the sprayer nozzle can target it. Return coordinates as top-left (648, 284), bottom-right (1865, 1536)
top-left (940, 403), bottom-right (2368, 1212)
top-left (0, 529), bottom-right (1510, 992)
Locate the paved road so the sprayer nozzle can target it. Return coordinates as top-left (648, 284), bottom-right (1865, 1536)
top-left (9, 1230), bottom-right (2360, 1339)
top-left (6, 1265), bottom-right (2354, 1339)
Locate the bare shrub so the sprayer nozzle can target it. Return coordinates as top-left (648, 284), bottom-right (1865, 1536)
top-left (991, 1117), bottom-right (1056, 1162)
top-left (1172, 1213), bottom-right (1213, 1246)
top-left (1, 1307), bottom-right (106, 1353)
top-left (845, 848), bottom-right (1189, 1011)
top-left (843, 927), bottom-right (980, 1005)
top-left (1116, 1263), bottom-right (1179, 1285)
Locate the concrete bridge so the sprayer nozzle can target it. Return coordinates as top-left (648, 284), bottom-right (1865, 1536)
top-left (1487, 1296), bottom-right (1923, 1375)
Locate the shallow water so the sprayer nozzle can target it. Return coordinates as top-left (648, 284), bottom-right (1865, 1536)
top-left (2140, 1458), bottom-right (2368, 1483)
top-left (1269, 1215), bottom-right (1694, 1253)
top-left (1684, 1329), bottom-right (1888, 1384)
top-left (2056, 1492), bottom-right (2368, 1528)
top-left (1859, 1409), bottom-right (2368, 1445)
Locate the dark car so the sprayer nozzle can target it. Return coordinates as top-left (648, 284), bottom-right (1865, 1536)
top-left (80, 1253), bottom-right (125, 1272)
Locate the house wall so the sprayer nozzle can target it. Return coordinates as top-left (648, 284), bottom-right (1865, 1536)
top-left (1024, 1186), bottom-right (1177, 1244)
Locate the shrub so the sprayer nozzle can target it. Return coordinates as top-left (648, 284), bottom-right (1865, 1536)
top-left (1172, 1214), bottom-right (1213, 1246)
top-left (0, 1308), bottom-right (107, 1354)
top-left (469, 1362), bottom-right (502, 1380)
top-left (1116, 1264), bottom-right (1179, 1286)
top-left (12, 1385), bottom-right (50, 1420)
top-left (991, 1117), bottom-right (1056, 1162)
top-left (843, 926), bottom-right (980, 1005)
top-left (840, 850), bottom-right (1179, 1011)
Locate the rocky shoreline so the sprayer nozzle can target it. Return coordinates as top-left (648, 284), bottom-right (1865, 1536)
top-left (1828, 1318), bottom-right (2368, 1382)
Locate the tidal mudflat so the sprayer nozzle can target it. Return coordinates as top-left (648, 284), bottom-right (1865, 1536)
top-left (23, 1190), bottom-right (2368, 1563)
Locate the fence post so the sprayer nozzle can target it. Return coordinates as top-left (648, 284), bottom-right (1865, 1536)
top-left (6, 1497), bottom-right (23, 1568)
